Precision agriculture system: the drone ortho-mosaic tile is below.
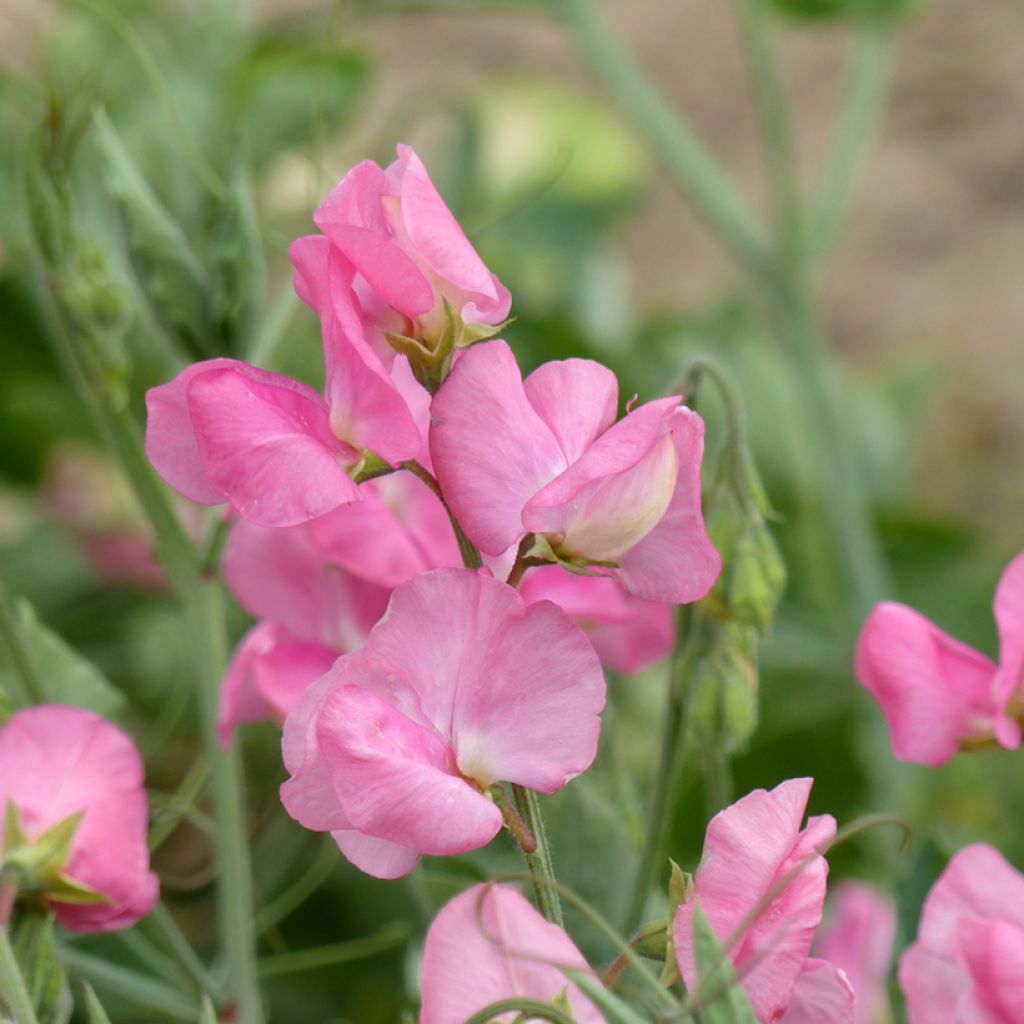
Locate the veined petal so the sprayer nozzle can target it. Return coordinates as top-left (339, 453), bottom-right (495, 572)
top-left (186, 365), bottom-right (359, 527)
top-left (993, 550), bottom-right (1024, 747)
top-left (331, 830), bottom-right (420, 880)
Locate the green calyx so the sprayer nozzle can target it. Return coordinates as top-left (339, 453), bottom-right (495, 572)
top-left (3, 802), bottom-right (107, 908)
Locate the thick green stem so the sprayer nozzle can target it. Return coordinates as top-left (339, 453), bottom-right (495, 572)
top-left (561, 0), bottom-right (775, 286)
top-left (806, 22), bottom-right (894, 260)
top-left (188, 578), bottom-right (263, 1024)
top-left (509, 785), bottom-right (564, 927)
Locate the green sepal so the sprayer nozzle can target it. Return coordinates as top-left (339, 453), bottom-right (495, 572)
top-left (668, 859), bottom-right (693, 914)
top-left (633, 918), bottom-right (668, 960)
top-left (4, 801), bottom-right (28, 857)
top-left (350, 450), bottom-right (394, 485)
top-left (83, 982), bottom-right (114, 1024)
top-left (457, 316), bottom-right (515, 348)
top-left (525, 535), bottom-right (618, 577)
top-left (44, 873), bottom-right (107, 907)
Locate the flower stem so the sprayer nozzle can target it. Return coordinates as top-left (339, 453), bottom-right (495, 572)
top-left (399, 460), bottom-right (482, 569)
top-left (510, 784), bottom-right (564, 927)
top-left (0, 582), bottom-right (47, 707)
top-left (0, 881), bottom-right (39, 1024)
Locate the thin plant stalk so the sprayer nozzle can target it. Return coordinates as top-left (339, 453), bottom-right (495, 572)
top-left (0, 881), bottom-right (38, 1024)
top-left (0, 582), bottom-right (47, 707)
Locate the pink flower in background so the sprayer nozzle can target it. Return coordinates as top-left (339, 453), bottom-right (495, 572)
top-left (279, 569), bottom-right (605, 878)
top-left (673, 778), bottom-right (836, 1023)
top-left (519, 564), bottom-right (674, 674)
top-left (816, 882), bottom-right (896, 1024)
top-left (420, 883), bottom-right (602, 1024)
top-left (431, 340), bottom-right (720, 605)
top-left (303, 144), bottom-right (510, 351)
top-left (0, 705), bottom-right (158, 932)
top-left (854, 550), bottom-right (1024, 765)
top-left (899, 844), bottom-right (1024, 1024)
top-left (778, 960), bottom-right (855, 1024)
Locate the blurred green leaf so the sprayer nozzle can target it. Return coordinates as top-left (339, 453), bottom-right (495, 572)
top-left (82, 983), bottom-right (113, 1024)
top-left (13, 913), bottom-right (72, 1024)
top-left (769, 0), bottom-right (923, 19)
top-left (0, 598), bottom-right (124, 718)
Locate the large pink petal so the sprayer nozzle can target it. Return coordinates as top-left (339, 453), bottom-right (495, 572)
top-left (331, 829), bottom-right (420, 880)
top-left (420, 884), bottom-right (603, 1024)
top-left (431, 341), bottom-right (567, 555)
top-left (390, 145), bottom-right (510, 322)
top-left (523, 359), bottom-right (619, 465)
top-left (617, 407), bottom-right (721, 604)
top-left (315, 683), bottom-right (502, 855)
top-left (674, 779), bottom-right (833, 1023)
top-left (0, 706), bottom-right (157, 933)
top-left (144, 357), bottom-right (243, 505)
top-left (854, 603), bottom-right (1000, 765)
top-left (315, 160), bottom-right (391, 233)
top-left (186, 365), bottom-right (359, 527)
top-left (451, 596), bottom-right (606, 792)
top-left (289, 234), bottom-right (334, 316)
top-left (814, 882), bottom-right (896, 1024)
top-left (519, 566), bottom-right (674, 674)
top-left (993, 550), bottom-right (1024, 747)
top-left (957, 918), bottom-right (1024, 1024)
top-left (224, 518), bottom-right (390, 648)
top-left (899, 943), bottom-right (968, 1024)
top-left (778, 960), bottom-right (855, 1024)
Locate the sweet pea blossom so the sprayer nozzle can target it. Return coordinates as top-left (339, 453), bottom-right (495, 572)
top-left (431, 340), bottom-right (720, 605)
top-left (279, 569), bottom-right (605, 879)
top-left (0, 705), bottom-right (158, 932)
top-left (420, 883), bottom-right (602, 1024)
top-left (854, 550), bottom-right (1024, 765)
top-left (815, 882), bottom-right (896, 1024)
top-left (217, 473), bottom-right (459, 746)
top-left (302, 144), bottom-right (510, 368)
top-left (899, 844), bottom-right (1024, 1024)
top-left (673, 778), bottom-right (836, 1023)
top-left (519, 565), bottom-right (674, 674)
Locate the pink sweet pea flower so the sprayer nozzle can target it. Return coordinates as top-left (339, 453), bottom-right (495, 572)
top-left (420, 883), bottom-right (602, 1024)
top-left (305, 144), bottom-right (510, 353)
top-left (430, 340), bottom-right (720, 605)
top-left (279, 569), bottom-right (605, 879)
top-left (673, 778), bottom-right (837, 1023)
top-left (854, 551), bottom-right (1024, 765)
top-left (0, 705), bottom-right (158, 932)
top-left (778, 960), bottom-right (855, 1024)
top-left (899, 844), bottom-right (1024, 1024)
top-left (519, 564), bottom-right (674, 674)
top-left (815, 882), bottom-right (896, 1024)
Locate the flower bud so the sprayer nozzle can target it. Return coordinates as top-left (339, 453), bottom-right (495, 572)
top-left (688, 623), bottom-right (759, 756)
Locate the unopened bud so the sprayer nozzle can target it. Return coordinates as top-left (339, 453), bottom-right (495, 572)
top-left (729, 522), bottom-right (786, 633)
top-left (688, 624), bottom-right (759, 756)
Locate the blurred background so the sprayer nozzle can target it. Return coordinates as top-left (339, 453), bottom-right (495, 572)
top-left (0, 0), bottom-right (1022, 1020)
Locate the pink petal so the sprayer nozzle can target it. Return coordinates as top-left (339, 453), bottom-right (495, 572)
top-left (778, 960), bottom-right (855, 1024)
top-left (899, 943), bottom-right (968, 1024)
top-left (315, 160), bottom-right (391, 235)
top-left (315, 683), bottom-right (502, 855)
top-left (617, 407), bottom-right (722, 604)
top-left (523, 359), bottom-right (619, 465)
top-left (389, 145), bottom-right (510, 322)
top-left (289, 234), bottom-right (335, 316)
top-left (217, 623), bottom-right (339, 749)
top-left (420, 884), bottom-right (603, 1024)
top-left (431, 341), bottom-right (567, 554)
top-left (814, 882), bottom-right (896, 1024)
top-left (993, 551), bottom-right (1024, 747)
top-left (331, 830), bottom-right (420, 880)
top-left (854, 603), bottom-right (1000, 765)
top-left (186, 364), bottom-right (360, 527)
top-left (523, 398), bottom-right (680, 560)
top-left (957, 918), bottom-right (1024, 1024)
top-left (309, 473), bottom-right (460, 589)
top-left (144, 358), bottom-right (244, 505)
top-left (674, 778), bottom-right (835, 1023)
top-left (519, 566), bottom-right (674, 674)
top-left (223, 518), bottom-right (390, 648)
top-left (0, 706), bottom-right (157, 933)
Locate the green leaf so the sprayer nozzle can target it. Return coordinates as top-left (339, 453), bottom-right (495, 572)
top-left (4, 802), bottom-right (27, 857)
top-left (82, 983), bottom-right (113, 1024)
top-left (13, 912), bottom-right (72, 1024)
top-left (769, 0), bottom-right (923, 20)
top-left (690, 906), bottom-right (759, 1024)
top-left (91, 109), bottom-right (211, 357)
top-left (198, 993), bottom-right (218, 1024)
top-left (0, 599), bottom-right (124, 718)
top-left (560, 969), bottom-right (650, 1024)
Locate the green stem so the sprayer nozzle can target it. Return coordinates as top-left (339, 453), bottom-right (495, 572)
top-left (624, 609), bottom-right (697, 934)
top-left (188, 577), bottom-right (263, 1024)
top-left (400, 460), bottom-right (482, 569)
top-left (0, 583), bottom-right (47, 706)
top-left (732, 0), bottom-right (801, 265)
top-left (805, 21), bottom-right (894, 260)
top-left (510, 785), bottom-right (564, 927)
top-left (256, 922), bottom-right (410, 978)
top-left (0, 908), bottom-right (39, 1024)
top-left (465, 999), bottom-right (573, 1024)
top-left (147, 902), bottom-right (216, 995)
top-left (562, 0), bottom-right (775, 286)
